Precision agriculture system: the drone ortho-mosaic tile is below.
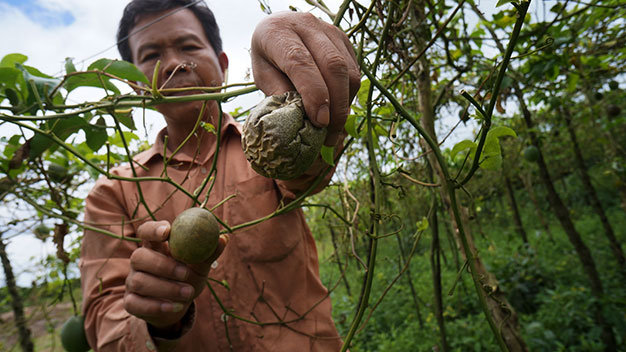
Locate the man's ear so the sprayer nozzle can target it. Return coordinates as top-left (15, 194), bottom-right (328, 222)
top-left (218, 52), bottom-right (229, 76)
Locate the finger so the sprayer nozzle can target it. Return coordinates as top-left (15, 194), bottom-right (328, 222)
top-left (123, 292), bottom-right (187, 320)
top-left (250, 54), bottom-right (295, 96)
top-left (126, 271), bottom-right (194, 302)
top-left (185, 234), bottom-right (230, 295)
top-left (137, 220), bottom-right (170, 242)
top-left (206, 234), bottom-right (229, 264)
top-left (304, 30), bottom-right (353, 145)
top-left (130, 247), bottom-right (190, 281)
top-left (137, 220), bottom-right (170, 254)
top-left (252, 14), bottom-right (360, 146)
top-left (252, 15), bottom-right (330, 127)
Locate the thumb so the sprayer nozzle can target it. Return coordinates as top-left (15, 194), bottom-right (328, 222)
top-left (137, 220), bottom-right (171, 255)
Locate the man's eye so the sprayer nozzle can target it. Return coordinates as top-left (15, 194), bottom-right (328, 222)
top-left (182, 46), bottom-right (200, 51)
top-left (142, 53), bottom-right (158, 62)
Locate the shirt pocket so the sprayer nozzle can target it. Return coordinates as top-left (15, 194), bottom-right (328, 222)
top-left (226, 175), bottom-right (303, 262)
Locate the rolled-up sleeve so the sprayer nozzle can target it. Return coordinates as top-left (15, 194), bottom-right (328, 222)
top-left (79, 176), bottom-right (191, 351)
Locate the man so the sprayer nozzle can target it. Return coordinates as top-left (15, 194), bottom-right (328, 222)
top-left (79, 0), bottom-right (360, 351)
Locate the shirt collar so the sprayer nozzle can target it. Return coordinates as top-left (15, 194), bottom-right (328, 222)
top-left (133, 112), bottom-right (242, 166)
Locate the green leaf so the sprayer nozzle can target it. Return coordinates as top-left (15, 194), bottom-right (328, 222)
top-left (373, 122), bottom-right (387, 138)
top-left (201, 121), bottom-right (216, 134)
top-left (88, 58), bottom-right (149, 84)
top-left (0, 67), bottom-right (21, 87)
top-left (480, 154), bottom-right (502, 170)
top-left (344, 115), bottom-right (358, 138)
top-left (321, 145), bottom-right (335, 166)
top-left (480, 138), bottom-right (503, 170)
top-left (494, 14), bottom-right (516, 28)
top-left (112, 109), bottom-right (136, 130)
top-left (357, 79), bottom-right (371, 108)
top-left (109, 131), bottom-right (140, 148)
top-left (478, 126), bottom-right (516, 171)
top-left (29, 115), bottom-right (87, 159)
top-left (17, 63), bottom-right (62, 102)
top-left (567, 73), bottom-right (579, 93)
top-left (416, 217), bottom-right (429, 232)
top-left (486, 126), bottom-right (517, 140)
top-left (64, 72), bottom-right (121, 94)
top-left (451, 140), bottom-right (477, 159)
top-left (2, 135), bottom-right (22, 158)
top-left (373, 103), bottom-right (394, 117)
top-left (0, 53), bottom-right (28, 68)
top-left (83, 121), bottom-right (108, 152)
top-left (65, 57), bottom-right (77, 75)
top-left (4, 88), bottom-right (20, 106)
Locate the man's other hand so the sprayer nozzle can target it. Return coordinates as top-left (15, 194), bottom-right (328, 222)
top-left (251, 12), bottom-right (361, 146)
top-left (124, 220), bottom-right (227, 331)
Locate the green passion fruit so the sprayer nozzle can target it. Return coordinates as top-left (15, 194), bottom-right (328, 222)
top-left (169, 207), bottom-right (220, 264)
top-left (48, 163), bottom-right (69, 183)
top-left (523, 145), bottom-right (540, 163)
top-left (607, 104), bottom-right (621, 118)
top-left (60, 315), bottom-right (90, 352)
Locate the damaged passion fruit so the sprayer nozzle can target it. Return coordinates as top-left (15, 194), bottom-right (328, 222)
top-left (169, 207), bottom-right (220, 264)
top-left (242, 91), bottom-right (327, 180)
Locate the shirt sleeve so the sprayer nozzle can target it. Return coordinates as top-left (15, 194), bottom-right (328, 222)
top-left (79, 175), bottom-right (192, 352)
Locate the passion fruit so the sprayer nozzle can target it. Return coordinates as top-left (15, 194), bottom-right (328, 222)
top-left (60, 315), bottom-right (90, 352)
top-left (33, 224), bottom-right (51, 240)
top-left (169, 207), bottom-right (220, 264)
top-left (523, 145), bottom-right (540, 163)
top-left (48, 163), bottom-right (69, 183)
top-left (241, 91), bottom-right (327, 180)
top-left (607, 104), bottom-right (621, 118)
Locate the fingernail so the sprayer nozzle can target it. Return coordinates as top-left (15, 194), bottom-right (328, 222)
top-left (180, 286), bottom-right (193, 300)
top-left (174, 265), bottom-right (188, 280)
top-left (161, 302), bottom-right (184, 313)
top-left (171, 303), bottom-right (184, 313)
top-left (316, 104), bottom-right (330, 127)
top-left (157, 225), bottom-right (168, 239)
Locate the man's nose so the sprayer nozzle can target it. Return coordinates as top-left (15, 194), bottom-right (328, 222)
top-left (160, 52), bottom-right (190, 81)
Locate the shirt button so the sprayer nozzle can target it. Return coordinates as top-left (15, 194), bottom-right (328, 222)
top-left (211, 260), bottom-right (219, 269)
top-left (201, 167), bottom-right (207, 174)
top-left (220, 313), bottom-right (228, 322)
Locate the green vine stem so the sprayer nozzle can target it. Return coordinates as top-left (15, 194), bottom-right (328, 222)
top-left (457, 0), bottom-right (530, 187)
top-left (340, 3), bottom-right (395, 350)
top-left (110, 111), bottom-right (157, 221)
top-left (0, 86), bottom-right (258, 121)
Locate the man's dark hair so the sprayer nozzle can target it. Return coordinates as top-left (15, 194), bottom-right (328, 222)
top-left (117, 0), bottom-right (223, 63)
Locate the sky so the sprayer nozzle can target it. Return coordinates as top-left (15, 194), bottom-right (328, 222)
top-left (0, 0), bottom-right (347, 287)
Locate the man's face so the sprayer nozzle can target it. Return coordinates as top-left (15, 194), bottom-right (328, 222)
top-left (128, 8), bottom-right (228, 122)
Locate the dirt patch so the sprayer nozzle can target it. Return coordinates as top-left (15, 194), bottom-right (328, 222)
top-left (0, 301), bottom-right (75, 351)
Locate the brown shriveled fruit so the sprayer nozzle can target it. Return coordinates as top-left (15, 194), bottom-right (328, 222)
top-left (241, 91), bottom-right (327, 180)
top-left (169, 207), bottom-right (220, 264)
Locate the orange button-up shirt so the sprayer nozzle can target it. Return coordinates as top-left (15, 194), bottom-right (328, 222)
top-left (79, 113), bottom-right (342, 351)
